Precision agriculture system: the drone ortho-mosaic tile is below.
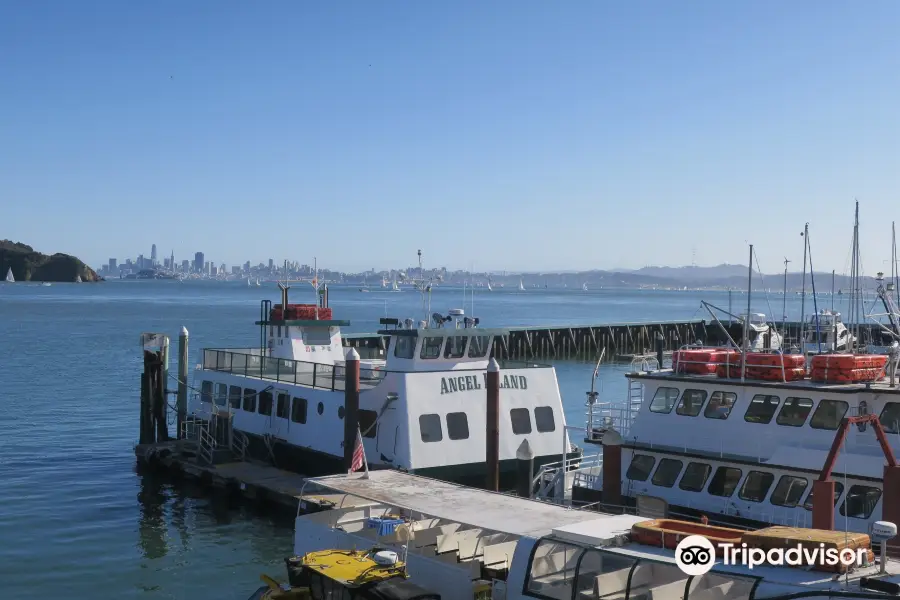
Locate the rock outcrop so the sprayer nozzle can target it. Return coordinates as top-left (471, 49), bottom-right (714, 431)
top-left (0, 240), bottom-right (101, 282)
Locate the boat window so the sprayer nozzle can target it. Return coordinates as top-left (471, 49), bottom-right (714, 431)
top-left (651, 458), bottom-right (684, 488)
top-left (420, 337), bottom-right (443, 359)
top-left (258, 391), bottom-right (273, 416)
top-left (228, 385), bottom-right (242, 410)
top-left (444, 335), bottom-right (467, 359)
top-left (679, 462), bottom-right (712, 492)
top-left (291, 397), bottom-right (307, 424)
top-left (802, 481), bottom-right (844, 511)
top-left (419, 414), bottom-right (442, 443)
top-left (840, 485), bottom-right (882, 519)
top-left (626, 455), bottom-right (656, 482)
top-left (574, 549), bottom-right (636, 600)
top-left (628, 561), bottom-right (690, 600)
top-left (525, 538), bottom-right (582, 600)
top-left (809, 399), bottom-right (849, 430)
top-left (649, 387), bottom-right (680, 414)
top-left (467, 335), bottom-right (491, 358)
top-left (769, 475), bottom-right (808, 507)
top-left (510, 408), bottom-right (533, 434)
top-left (393, 336), bottom-right (416, 359)
top-left (303, 327), bottom-right (331, 346)
top-left (534, 406), bottom-right (556, 432)
top-left (446, 412), bottom-right (469, 440)
top-left (738, 471), bottom-right (775, 503)
top-left (744, 394), bottom-right (780, 424)
top-left (704, 391), bottom-right (737, 420)
top-left (708, 466), bottom-right (742, 497)
top-left (276, 393), bottom-right (290, 419)
top-left (880, 402), bottom-right (900, 434)
top-left (359, 409), bottom-right (377, 438)
top-left (676, 389), bottom-right (707, 417)
top-left (317, 402), bottom-right (324, 415)
top-left (214, 383), bottom-right (228, 407)
top-left (776, 397), bottom-right (813, 427)
top-left (242, 388), bottom-right (257, 412)
top-left (200, 381), bottom-right (213, 403)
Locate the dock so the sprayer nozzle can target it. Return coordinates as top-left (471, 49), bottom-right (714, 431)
top-left (343, 320), bottom-right (891, 361)
top-left (135, 440), bottom-right (358, 514)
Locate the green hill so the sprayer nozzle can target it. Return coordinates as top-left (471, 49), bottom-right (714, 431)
top-left (0, 240), bottom-right (100, 282)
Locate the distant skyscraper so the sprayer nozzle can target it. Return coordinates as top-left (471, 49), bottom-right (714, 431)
top-left (182, 259), bottom-right (190, 272)
top-left (151, 244), bottom-right (157, 264)
top-left (268, 258), bottom-right (274, 271)
top-left (108, 258), bottom-right (117, 272)
top-left (194, 252), bottom-right (204, 273)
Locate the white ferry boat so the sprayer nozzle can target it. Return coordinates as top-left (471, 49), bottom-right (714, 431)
top-left (561, 345), bottom-right (900, 536)
top-left (186, 256), bottom-right (579, 487)
top-left (249, 470), bottom-right (900, 600)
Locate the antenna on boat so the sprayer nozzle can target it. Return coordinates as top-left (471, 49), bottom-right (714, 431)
top-left (311, 257), bottom-right (319, 320)
top-left (741, 244), bottom-right (752, 382)
top-left (782, 257), bottom-right (790, 329)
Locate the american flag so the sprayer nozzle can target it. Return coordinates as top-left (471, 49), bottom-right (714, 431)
top-left (350, 427), bottom-right (368, 476)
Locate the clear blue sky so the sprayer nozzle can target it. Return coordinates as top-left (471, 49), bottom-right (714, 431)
top-left (2, 1), bottom-right (899, 274)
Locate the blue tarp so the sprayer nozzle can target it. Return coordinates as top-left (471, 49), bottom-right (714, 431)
top-left (366, 517), bottom-right (405, 536)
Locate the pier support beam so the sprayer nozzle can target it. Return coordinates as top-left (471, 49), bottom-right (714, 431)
top-left (811, 480), bottom-right (835, 530)
top-left (516, 439), bottom-right (534, 498)
top-left (486, 358), bottom-right (500, 492)
top-left (177, 327), bottom-right (189, 436)
top-left (602, 431), bottom-right (623, 506)
top-left (883, 465), bottom-right (900, 551)
top-left (343, 348), bottom-right (361, 472)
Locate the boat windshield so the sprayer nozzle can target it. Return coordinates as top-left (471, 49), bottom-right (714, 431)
top-left (526, 540), bottom-right (759, 600)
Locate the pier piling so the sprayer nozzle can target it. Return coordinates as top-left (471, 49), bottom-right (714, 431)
top-left (343, 348), bottom-right (360, 471)
top-left (516, 439), bottom-right (534, 499)
top-left (485, 358), bottom-right (500, 492)
top-left (176, 327), bottom-right (189, 435)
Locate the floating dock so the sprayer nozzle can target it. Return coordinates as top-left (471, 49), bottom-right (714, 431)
top-left (342, 320), bottom-right (886, 361)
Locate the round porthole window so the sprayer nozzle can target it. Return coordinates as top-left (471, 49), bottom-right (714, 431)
top-left (338, 406), bottom-right (345, 419)
top-left (317, 402), bottom-right (324, 415)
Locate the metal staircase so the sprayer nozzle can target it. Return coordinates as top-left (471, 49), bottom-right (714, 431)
top-left (179, 411), bottom-right (249, 465)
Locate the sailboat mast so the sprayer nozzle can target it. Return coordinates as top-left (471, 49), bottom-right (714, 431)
top-left (894, 221), bottom-right (899, 309)
top-left (850, 201), bottom-right (860, 352)
top-left (742, 244), bottom-right (753, 383)
top-left (800, 223), bottom-right (809, 349)
top-left (782, 257), bottom-right (790, 329)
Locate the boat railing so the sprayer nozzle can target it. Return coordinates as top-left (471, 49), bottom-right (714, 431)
top-left (585, 401), bottom-right (641, 442)
top-left (199, 348), bottom-right (385, 391)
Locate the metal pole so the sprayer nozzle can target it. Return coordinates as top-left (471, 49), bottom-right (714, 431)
top-left (343, 348), bottom-right (360, 471)
top-left (742, 245), bottom-right (752, 383)
top-left (782, 258), bottom-right (789, 329)
top-left (177, 327), bottom-right (189, 436)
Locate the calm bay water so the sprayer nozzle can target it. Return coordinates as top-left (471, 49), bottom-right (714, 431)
top-left (0, 281), bottom-right (820, 598)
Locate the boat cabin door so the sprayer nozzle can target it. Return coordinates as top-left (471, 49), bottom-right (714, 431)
top-left (376, 406), bottom-right (398, 465)
top-left (269, 389), bottom-right (291, 440)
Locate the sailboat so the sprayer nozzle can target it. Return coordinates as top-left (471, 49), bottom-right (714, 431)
top-left (381, 276), bottom-right (388, 288)
top-left (5, 267), bottom-right (14, 283)
top-left (486, 277), bottom-right (492, 291)
top-left (582, 282), bottom-right (588, 291)
top-left (518, 277), bottom-right (525, 291)
top-left (255, 277), bottom-right (260, 286)
top-left (391, 279), bottom-right (401, 292)
top-left (75, 275), bottom-right (82, 283)
top-left (247, 277), bottom-right (252, 286)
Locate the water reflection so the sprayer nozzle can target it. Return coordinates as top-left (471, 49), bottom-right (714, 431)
top-left (137, 473), bottom-right (170, 560)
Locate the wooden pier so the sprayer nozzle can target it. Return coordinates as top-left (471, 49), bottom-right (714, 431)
top-left (342, 320), bottom-right (891, 362)
top-left (135, 440), bottom-right (356, 514)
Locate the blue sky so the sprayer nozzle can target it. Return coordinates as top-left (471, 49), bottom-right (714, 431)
top-left (2, 1), bottom-right (899, 274)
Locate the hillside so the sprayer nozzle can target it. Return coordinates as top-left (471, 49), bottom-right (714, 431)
top-left (0, 240), bottom-right (100, 282)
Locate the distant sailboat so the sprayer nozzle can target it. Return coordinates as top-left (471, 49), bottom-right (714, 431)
top-left (487, 278), bottom-right (493, 291)
top-left (582, 283), bottom-right (588, 291)
top-left (518, 278), bottom-right (525, 291)
top-left (255, 277), bottom-right (260, 286)
top-left (5, 267), bottom-right (14, 283)
top-left (382, 276), bottom-right (388, 288)
top-left (247, 277), bottom-right (252, 286)
top-left (75, 275), bottom-right (82, 283)
top-left (392, 279), bottom-right (401, 292)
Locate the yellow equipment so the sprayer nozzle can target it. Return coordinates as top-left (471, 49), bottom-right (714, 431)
top-left (248, 548), bottom-right (441, 600)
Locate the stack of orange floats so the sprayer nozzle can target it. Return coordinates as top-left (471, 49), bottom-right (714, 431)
top-left (716, 352), bottom-right (807, 381)
top-left (270, 303), bottom-right (333, 321)
top-left (672, 349), bottom-right (729, 374)
top-left (810, 353), bottom-right (888, 383)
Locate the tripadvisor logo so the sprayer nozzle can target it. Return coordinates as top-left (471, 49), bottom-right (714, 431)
top-left (674, 535), bottom-right (868, 575)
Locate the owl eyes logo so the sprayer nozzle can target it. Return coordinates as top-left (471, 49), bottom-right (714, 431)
top-left (675, 536), bottom-right (716, 575)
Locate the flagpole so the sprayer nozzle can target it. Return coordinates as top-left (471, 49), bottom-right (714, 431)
top-left (358, 426), bottom-right (370, 479)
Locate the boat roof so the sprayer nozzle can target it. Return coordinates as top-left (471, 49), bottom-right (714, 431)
top-left (376, 327), bottom-right (510, 337)
top-left (305, 470), bottom-right (648, 538)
